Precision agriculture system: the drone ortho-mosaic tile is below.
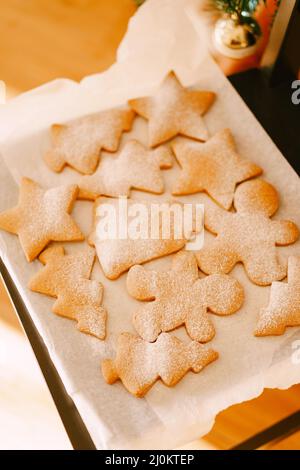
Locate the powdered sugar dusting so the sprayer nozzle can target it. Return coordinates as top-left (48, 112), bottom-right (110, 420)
top-left (102, 332), bottom-right (218, 397)
top-left (127, 252), bottom-right (244, 343)
top-left (197, 180), bottom-right (299, 286)
top-left (129, 72), bottom-right (215, 147)
top-left (0, 178), bottom-right (83, 261)
top-left (79, 140), bottom-right (172, 199)
top-left (29, 245), bottom-right (106, 339)
top-left (45, 108), bottom-right (134, 174)
top-left (255, 256), bottom-right (300, 336)
top-left (172, 128), bottom-right (262, 210)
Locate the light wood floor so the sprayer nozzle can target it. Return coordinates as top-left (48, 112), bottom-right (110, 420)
top-left (0, 0), bottom-right (299, 450)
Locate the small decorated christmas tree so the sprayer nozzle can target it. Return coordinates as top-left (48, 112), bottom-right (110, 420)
top-left (211, 0), bottom-right (281, 57)
top-left (212, 0), bottom-right (268, 37)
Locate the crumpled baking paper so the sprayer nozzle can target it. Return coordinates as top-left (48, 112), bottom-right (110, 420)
top-left (0, 0), bottom-right (299, 450)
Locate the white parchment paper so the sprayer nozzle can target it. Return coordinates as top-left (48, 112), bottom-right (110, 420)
top-left (0, 0), bottom-right (300, 450)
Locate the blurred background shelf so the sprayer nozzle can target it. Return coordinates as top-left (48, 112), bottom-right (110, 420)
top-left (0, 0), bottom-right (299, 450)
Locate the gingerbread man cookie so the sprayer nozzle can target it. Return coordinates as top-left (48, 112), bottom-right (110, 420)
top-left (255, 256), bottom-right (300, 336)
top-left (172, 129), bottom-right (262, 209)
top-left (90, 197), bottom-right (198, 279)
top-left (44, 108), bottom-right (135, 174)
top-left (0, 177), bottom-right (84, 261)
top-left (129, 72), bottom-right (215, 147)
top-left (29, 245), bottom-right (106, 339)
top-left (127, 251), bottom-right (244, 343)
top-left (79, 140), bottom-right (173, 200)
top-left (101, 332), bottom-right (218, 397)
top-left (197, 179), bottom-right (299, 286)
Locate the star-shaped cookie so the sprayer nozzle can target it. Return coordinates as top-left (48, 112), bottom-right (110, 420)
top-left (79, 140), bottom-right (173, 199)
top-left (29, 245), bottom-right (106, 339)
top-left (44, 108), bottom-right (135, 174)
top-left (172, 129), bottom-right (262, 210)
top-left (255, 256), bottom-right (300, 336)
top-left (0, 177), bottom-right (84, 261)
top-left (129, 72), bottom-right (215, 147)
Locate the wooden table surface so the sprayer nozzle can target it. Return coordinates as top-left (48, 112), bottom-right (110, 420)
top-left (0, 0), bottom-right (299, 450)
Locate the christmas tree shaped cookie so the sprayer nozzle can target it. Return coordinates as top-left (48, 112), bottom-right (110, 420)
top-left (102, 332), bottom-right (218, 397)
top-left (79, 140), bottom-right (172, 199)
top-left (45, 108), bottom-right (135, 174)
top-left (255, 256), bottom-right (300, 336)
top-left (90, 197), bottom-right (199, 279)
top-left (29, 245), bottom-right (106, 339)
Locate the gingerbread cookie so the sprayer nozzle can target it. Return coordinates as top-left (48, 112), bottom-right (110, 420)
top-left (255, 256), bottom-right (300, 336)
top-left (29, 245), bottom-right (106, 339)
top-left (79, 140), bottom-right (173, 200)
top-left (127, 251), bottom-right (244, 343)
top-left (0, 177), bottom-right (84, 261)
top-left (172, 129), bottom-right (262, 210)
top-left (101, 332), bottom-right (218, 397)
top-left (90, 197), bottom-right (199, 279)
top-left (129, 72), bottom-right (215, 147)
top-left (44, 108), bottom-right (135, 174)
top-left (197, 179), bottom-right (299, 286)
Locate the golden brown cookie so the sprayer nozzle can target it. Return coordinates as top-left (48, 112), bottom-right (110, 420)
top-left (90, 197), bottom-right (198, 279)
top-left (44, 108), bottom-right (135, 174)
top-left (127, 251), bottom-right (244, 343)
top-left (29, 245), bottom-right (106, 339)
top-left (255, 256), bottom-right (300, 336)
top-left (129, 71), bottom-right (215, 147)
top-left (101, 332), bottom-right (218, 397)
top-left (78, 140), bottom-right (173, 200)
top-left (172, 129), bottom-right (262, 210)
top-left (197, 179), bottom-right (299, 286)
top-left (0, 177), bottom-right (84, 262)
